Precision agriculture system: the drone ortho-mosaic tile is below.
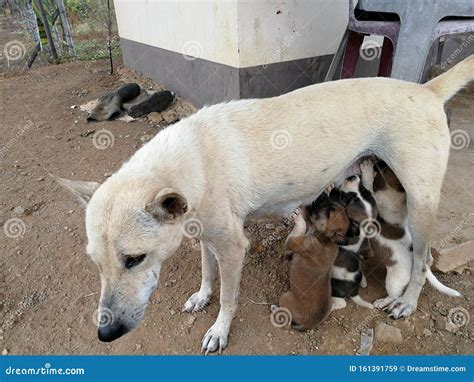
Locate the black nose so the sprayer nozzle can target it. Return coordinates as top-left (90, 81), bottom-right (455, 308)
top-left (98, 321), bottom-right (128, 342)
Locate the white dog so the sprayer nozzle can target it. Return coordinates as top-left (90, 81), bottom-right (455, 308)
top-left (58, 55), bottom-right (474, 353)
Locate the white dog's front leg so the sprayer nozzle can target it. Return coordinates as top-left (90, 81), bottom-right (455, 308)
top-left (201, 238), bottom-right (247, 354)
top-left (183, 241), bottom-right (217, 312)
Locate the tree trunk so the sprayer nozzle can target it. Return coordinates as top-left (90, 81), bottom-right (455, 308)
top-left (35, 0), bottom-right (58, 63)
top-left (107, 0), bottom-right (113, 74)
top-left (55, 0), bottom-right (75, 57)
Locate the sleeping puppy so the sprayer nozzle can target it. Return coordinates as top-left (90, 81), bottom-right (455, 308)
top-left (329, 159), bottom-right (376, 311)
top-left (369, 161), bottom-right (461, 310)
top-left (276, 193), bottom-right (353, 331)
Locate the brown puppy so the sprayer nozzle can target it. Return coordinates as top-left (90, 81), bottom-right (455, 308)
top-left (277, 193), bottom-right (352, 331)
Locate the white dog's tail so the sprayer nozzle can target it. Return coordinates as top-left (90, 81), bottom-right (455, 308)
top-left (426, 269), bottom-right (462, 297)
top-left (424, 54), bottom-right (474, 103)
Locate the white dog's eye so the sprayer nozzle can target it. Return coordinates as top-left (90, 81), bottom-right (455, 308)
top-left (124, 254), bottom-right (147, 269)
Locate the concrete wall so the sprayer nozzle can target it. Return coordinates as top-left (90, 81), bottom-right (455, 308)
top-left (114, 0), bottom-right (348, 68)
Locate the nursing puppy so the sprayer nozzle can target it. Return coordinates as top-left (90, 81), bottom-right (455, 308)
top-left (277, 194), bottom-right (353, 331)
top-left (330, 160), bottom-right (376, 311)
top-left (369, 161), bottom-right (461, 310)
top-left (57, 56), bottom-right (473, 352)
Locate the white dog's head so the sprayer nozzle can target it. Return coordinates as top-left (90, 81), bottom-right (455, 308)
top-left (57, 176), bottom-right (188, 342)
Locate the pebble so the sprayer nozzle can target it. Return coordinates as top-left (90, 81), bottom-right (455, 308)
top-left (13, 206), bottom-right (25, 215)
top-left (2, 349), bottom-right (8, 355)
top-left (68, 210), bottom-right (74, 214)
top-left (375, 322), bottom-right (403, 344)
top-left (423, 328), bottom-right (432, 337)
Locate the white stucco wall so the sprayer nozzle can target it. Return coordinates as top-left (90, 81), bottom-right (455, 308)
top-left (114, 0), bottom-right (349, 68)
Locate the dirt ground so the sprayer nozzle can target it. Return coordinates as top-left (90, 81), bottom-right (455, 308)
top-left (1, 53), bottom-right (473, 355)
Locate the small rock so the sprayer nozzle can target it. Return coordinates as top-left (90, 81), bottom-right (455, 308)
top-left (2, 349), bottom-right (8, 355)
top-left (104, 172), bottom-right (113, 177)
top-left (375, 322), bottom-right (403, 344)
top-left (169, 309), bottom-right (176, 316)
top-left (135, 344), bottom-right (142, 350)
top-left (422, 328), bottom-right (432, 337)
top-left (13, 206), bottom-right (25, 215)
top-left (68, 210), bottom-right (74, 214)
top-left (36, 177), bottom-right (44, 182)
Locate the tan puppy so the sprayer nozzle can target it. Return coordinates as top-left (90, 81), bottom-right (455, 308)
top-left (277, 194), bottom-right (352, 331)
top-left (57, 56), bottom-right (474, 353)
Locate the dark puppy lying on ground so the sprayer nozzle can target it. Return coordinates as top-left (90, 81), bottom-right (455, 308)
top-left (275, 193), bottom-right (355, 331)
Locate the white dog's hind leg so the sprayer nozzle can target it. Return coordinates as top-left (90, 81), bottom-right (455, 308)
top-left (386, 160), bottom-right (447, 318)
top-left (183, 241), bottom-right (217, 312)
top-left (201, 225), bottom-right (249, 354)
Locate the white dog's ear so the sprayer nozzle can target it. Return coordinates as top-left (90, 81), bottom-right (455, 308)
top-left (145, 188), bottom-right (188, 221)
top-left (53, 176), bottom-right (101, 206)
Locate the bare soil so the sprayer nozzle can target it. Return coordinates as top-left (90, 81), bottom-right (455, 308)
top-left (0, 56), bottom-right (473, 355)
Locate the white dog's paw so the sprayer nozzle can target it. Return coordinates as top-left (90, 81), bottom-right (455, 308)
top-left (201, 322), bottom-right (229, 354)
top-left (373, 296), bottom-right (395, 309)
top-left (183, 290), bottom-right (211, 313)
top-left (385, 297), bottom-right (417, 319)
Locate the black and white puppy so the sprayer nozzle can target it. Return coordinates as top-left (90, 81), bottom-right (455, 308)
top-left (369, 161), bottom-right (461, 311)
top-left (329, 160), bottom-right (376, 310)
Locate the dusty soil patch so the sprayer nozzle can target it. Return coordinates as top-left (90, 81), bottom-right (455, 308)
top-left (0, 59), bottom-right (472, 355)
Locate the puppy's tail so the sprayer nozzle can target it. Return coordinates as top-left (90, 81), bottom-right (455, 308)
top-left (351, 295), bottom-right (374, 309)
top-left (426, 269), bottom-right (462, 297)
top-left (424, 54), bottom-right (474, 103)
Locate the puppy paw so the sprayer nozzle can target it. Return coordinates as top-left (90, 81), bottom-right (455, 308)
top-left (325, 183), bottom-right (335, 194)
top-left (373, 296), bottom-right (395, 309)
top-left (183, 290), bottom-right (211, 313)
top-left (360, 159), bottom-right (374, 186)
top-left (201, 322), bottom-right (229, 354)
top-left (385, 297), bottom-right (417, 319)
